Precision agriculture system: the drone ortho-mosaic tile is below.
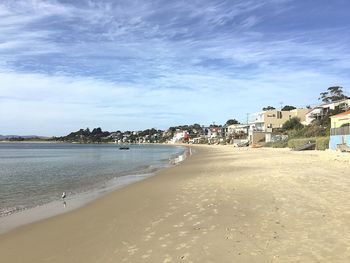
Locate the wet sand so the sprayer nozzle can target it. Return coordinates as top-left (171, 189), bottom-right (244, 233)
top-left (1, 146), bottom-right (350, 262)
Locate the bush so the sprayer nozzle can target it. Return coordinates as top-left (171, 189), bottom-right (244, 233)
top-left (316, 137), bottom-right (329, 150)
top-left (304, 125), bottom-right (326, 137)
top-left (288, 137), bottom-right (329, 150)
top-left (282, 117), bottom-right (303, 130)
top-left (264, 141), bottom-right (288, 148)
top-left (288, 138), bottom-right (316, 149)
top-left (288, 122), bottom-right (327, 139)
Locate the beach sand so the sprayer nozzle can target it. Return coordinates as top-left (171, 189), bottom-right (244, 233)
top-left (1, 145), bottom-right (350, 262)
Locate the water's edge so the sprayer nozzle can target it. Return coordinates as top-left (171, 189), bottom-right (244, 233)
top-left (0, 145), bottom-right (193, 235)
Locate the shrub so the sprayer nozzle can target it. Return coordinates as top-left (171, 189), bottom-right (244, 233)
top-left (316, 137), bottom-right (329, 150)
top-left (288, 137), bottom-right (329, 150)
top-left (288, 122), bottom-right (327, 138)
top-left (304, 125), bottom-right (326, 137)
top-left (282, 117), bottom-right (303, 130)
top-left (264, 141), bottom-right (288, 148)
top-left (288, 138), bottom-right (316, 149)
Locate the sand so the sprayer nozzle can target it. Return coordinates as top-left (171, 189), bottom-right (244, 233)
top-left (1, 145), bottom-right (350, 262)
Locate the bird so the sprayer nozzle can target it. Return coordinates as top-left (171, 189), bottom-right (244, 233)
top-left (61, 192), bottom-right (66, 199)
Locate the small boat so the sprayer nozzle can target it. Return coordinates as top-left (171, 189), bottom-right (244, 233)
top-left (119, 146), bottom-right (130, 150)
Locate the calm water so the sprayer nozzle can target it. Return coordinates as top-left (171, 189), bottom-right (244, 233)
top-left (0, 143), bottom-right (185, 216)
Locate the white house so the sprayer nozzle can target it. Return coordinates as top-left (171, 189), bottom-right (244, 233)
top-left (305, 99), bottom-right (350, 125)
top-left (169, 131), bottom-right (189, 143)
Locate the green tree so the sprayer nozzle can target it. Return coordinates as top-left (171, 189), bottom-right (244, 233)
top-left (282, 117), bottom-right (303, 130)
top-left (281, 105), bottom-right (296, 111)
top-left (226, 119), bottom-right (239, 125)
top-left (318, 86), bottom-right (348, 103)
top-left (262, 106), bottom-right (275, 111)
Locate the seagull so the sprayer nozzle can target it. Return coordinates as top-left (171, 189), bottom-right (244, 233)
top-left (61, 192), bottom-right (66, 199)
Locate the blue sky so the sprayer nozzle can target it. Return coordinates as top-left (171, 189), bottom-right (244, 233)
top-left (1, 0), bottom-right (350, 135)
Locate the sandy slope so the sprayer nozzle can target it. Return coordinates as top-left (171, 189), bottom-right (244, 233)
top-left (1, 146), bottom-right (350, 262)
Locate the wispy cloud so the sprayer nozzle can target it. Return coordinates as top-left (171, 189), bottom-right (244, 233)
top-left (1, 0), bottom-right (350, 135)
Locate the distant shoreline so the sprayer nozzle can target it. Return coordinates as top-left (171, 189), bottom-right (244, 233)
top-left (0, 140), bottom-right (58, 143)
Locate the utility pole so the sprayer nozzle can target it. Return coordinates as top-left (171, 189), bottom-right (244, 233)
top-left (246, 113), bottom-right (249, 125)
top-left (279, 101), bottom-right (284, 110)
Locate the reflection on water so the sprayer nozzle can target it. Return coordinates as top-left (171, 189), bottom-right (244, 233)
top-left (171, 147), bottom-right (193, 164)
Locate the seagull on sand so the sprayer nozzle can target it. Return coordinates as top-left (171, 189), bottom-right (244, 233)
top-left (61, 192), bottom-right (66, 199)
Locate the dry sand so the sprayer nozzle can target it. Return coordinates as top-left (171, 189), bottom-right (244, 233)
top-left (1, 145), bottom-right (350, 262)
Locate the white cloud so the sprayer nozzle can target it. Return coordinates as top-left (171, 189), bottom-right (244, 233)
top-left (0, 0), bottom-right (350, 135)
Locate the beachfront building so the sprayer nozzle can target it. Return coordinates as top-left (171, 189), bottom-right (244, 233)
top-left (305, 99), bottom-right (350, 125)
top-left (169, 130), bottom-right (189, 143)
top-left (329, 110), bottom-right (350, 150)
top-left (200, 126), bottom-right (226, 144)
top-left (249, 108), bottom-right (309, 144)
top-left (226, 124), bottom-right (249, 144)
top-left (248, 108), bottom-right (309, 132)
top-left (227, 124), bottom-right (249, 136)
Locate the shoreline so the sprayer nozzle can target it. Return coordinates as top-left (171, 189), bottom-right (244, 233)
top-left (0, 144), bottom-right (191, 234)
top-left (1, 146), bottom-right (350, 262)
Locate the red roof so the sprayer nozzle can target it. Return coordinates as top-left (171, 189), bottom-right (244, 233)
top-left (332, 110), bottom-right (350, 118)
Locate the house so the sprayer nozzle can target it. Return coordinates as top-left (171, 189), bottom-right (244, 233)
top-left (227, 124), bottom-right (249, 136)
top-left (169, 130), bottom-right (189, 143)
top-left (249, 108), bottom-right (308, 132)
top-left (305, 99), bottom-right (350, 125)
top-left (248, 108), bottom-right (309, 143)
top-left (329, 110), bottom-right (350, 150)
top-left (224, 124), bottom-right (249, 145)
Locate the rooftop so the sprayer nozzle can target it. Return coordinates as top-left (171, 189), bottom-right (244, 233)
top-left (331, 110), bottom-right (350, 118)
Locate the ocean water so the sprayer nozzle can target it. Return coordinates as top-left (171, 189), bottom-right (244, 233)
top-left (0, 143), bottom-right (186, 217)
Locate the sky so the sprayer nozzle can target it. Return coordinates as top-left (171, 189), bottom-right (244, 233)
top-left (1, 0), bottom-right (350, 136)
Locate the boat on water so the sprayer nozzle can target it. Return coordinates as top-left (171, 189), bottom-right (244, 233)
top-left (119, 146), bottom-right (130, 150)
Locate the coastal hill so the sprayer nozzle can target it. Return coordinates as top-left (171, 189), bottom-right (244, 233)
top-left (53, 124), bottom-right (207, 144)
top-left (0, 135), bottom-right (46, 141)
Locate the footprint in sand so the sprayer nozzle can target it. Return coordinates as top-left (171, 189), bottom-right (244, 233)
top-left (209, 225), bottom-right (216, 231)
top-left (163, 255), bottom-right (172, 263)
top-left (176, 243), bottom-right (190, 250)
top-left (127, 247), bottom-right (138, 255)
top-left (164, 212), bottom-right (173, 218)
top-left (183, 212), bottom-right (191, 217)
top-left (173, 222), bottom-right (185, 228)
top-left (193, 221), bottom-right (201, 227)
top-left (152, 218), bottom-right (164, 226)
top-left (178, 231), bottom-right (189, 237)
top-left (190, 236), bottom-right (200, 244)
top-left (187, 214), bottom-right (198, 221)
top-left (144, 232), bottom-right (156, 241)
